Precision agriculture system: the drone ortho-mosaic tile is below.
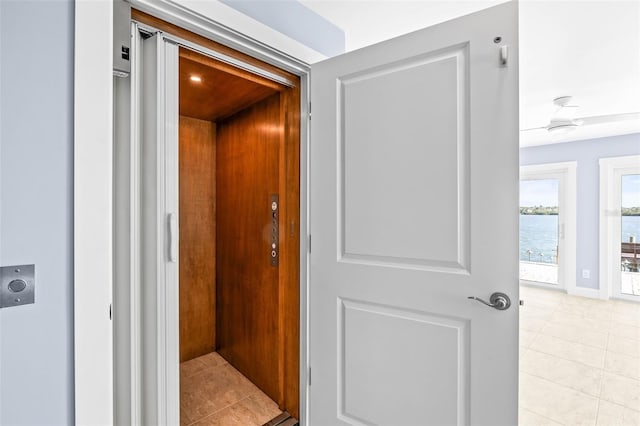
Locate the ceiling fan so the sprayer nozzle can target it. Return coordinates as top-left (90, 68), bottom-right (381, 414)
top-left (521, 96), bottom-right (640, 135)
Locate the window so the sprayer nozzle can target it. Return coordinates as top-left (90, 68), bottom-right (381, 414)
top-left (600, 155), bottom-right (640, 301)
top-left (621, 174), bottom-right (640, 296)
top-left (520, 162), bottom-right (577, 292)
top-left (520, 178), bottom-right (560, 285)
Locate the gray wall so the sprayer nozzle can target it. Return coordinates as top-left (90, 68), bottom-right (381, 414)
top-left (0, 1), bottom-right (74, 425)
top-left (520, 133), bottom-right (640, 290)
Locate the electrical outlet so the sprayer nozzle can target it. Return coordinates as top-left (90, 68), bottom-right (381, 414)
top-left (582, 269), bottom-right (590, 279)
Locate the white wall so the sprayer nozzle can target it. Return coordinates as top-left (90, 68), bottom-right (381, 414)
top-left (0, 0), bottom-right (75, 424)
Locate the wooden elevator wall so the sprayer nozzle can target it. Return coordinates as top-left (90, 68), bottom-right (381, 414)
top-left (216, 93), bottom-right (282, 404)
top-left (280, 84), bottom-right (300, 420)
top-left (179, 116), bottom-right (217, 362)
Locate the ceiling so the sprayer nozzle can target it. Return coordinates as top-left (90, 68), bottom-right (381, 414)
top-left (179, 48), bottom-right (283, 121)
top-left (301, 0), bottom-right (640, 147)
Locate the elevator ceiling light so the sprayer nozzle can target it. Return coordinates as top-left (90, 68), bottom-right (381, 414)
top-left (190, 75), bottom-right (202, 83)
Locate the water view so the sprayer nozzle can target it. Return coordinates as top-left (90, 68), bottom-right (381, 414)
top-left (520, 214), bottom-right (558, 264)
top-left (520, 214), bottom-right (640, 263)
top-left (519, 179), bottom-right (560, 284)
top-left (622, 215), bottom-right (640, 243)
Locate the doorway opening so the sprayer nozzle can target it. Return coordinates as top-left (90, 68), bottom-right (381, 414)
top-left (520, 177), bottom-right (561, 286)
top-left (174, 40), bottom-right (301, 426)
top-left (620, 174), bottom-right (640, 297)
top-left (600, 155), bottom-right (640, 302)
top-left (117, 9), bottom-right (309, 425)
top-left (519, 162), bottom-right (577, 292)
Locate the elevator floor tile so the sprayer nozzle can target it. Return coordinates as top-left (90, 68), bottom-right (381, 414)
top-left (181, 352), bottom-right (282, 425)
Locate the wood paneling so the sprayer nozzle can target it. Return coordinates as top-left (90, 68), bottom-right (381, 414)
top-left (280, 83), bottom-right (301, 420)
top-left (179, 116), bottom-right (216, 362)
top-left (216, 94), bottom-right (282, 404)
top-left (180, 48), bottom-right (284, 92)
top-left (179, 49), bottom-right (281, 122)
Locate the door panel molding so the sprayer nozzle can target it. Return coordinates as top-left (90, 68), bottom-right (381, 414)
top-left (337, 44), bottom-right (470, 273)
top-left (337, 297), bottom-right (470, 425)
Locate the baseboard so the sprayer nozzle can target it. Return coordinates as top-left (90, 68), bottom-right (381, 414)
top-left (566, 286), bottom-right (606, 300)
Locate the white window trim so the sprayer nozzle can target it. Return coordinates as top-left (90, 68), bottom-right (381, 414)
top-left (599, 155), bottom-right (640, 302)
top-left (520, 162), bottom-right (577, 296)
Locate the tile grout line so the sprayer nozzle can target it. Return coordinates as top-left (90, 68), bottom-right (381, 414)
top-left (522, 298), bottom-right (562, 350)
top-left (594, 328), bottom-right (612, 426)
top-left (526, 337), bottom-right (606, 371)
top-left (187, 391), bottom-right (282, 426)
top-left (520, 357), bottom-right (602, 399)
top-left (520, 406), bottom-right (565, 426)
top-left (521, 369), bottom-right (600, 401)
top-left (521, 289), bottom-right (640, 426)
top-left (181, 353), bottom-right (256, 426)
top-left (186, 393), bottom-right (255, 426)
top-left (520, 371), bottom-right (597, 425)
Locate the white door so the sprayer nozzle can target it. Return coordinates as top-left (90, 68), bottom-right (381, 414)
top-left (309, 3), bottom-right (519, 425)
top-left (140, 33), bottom-right (180, 426)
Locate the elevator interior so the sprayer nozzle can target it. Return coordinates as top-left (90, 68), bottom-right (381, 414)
top-left (176, 42), bottom-right (300, 425)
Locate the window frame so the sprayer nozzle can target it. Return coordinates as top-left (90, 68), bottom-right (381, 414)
top-left (520, 162), bottom-right (577, 294)
top-left (599, 155), bottom-right (640, 302)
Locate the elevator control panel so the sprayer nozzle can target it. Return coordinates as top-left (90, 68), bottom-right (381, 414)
top-left (0, 264), bottom-right (35, 309)
top-left (271, 194), bottom-right (279, 267)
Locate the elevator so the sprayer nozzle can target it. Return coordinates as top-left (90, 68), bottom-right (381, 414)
top-left (176, 43), bottom-right (300, 423)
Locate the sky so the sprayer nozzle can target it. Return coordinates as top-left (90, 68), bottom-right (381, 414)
top-left (622, 174), bottom-right (640, 208)
top-left (520, 179), bottom-right (558, 207)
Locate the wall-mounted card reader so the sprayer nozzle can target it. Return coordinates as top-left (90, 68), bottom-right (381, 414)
top-left (0, 264), bottom-right (35, 309)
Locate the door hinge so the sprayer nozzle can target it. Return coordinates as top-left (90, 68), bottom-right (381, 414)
top-left (308, 366), bottom-right (311, 386)
top-left (309, 102), bottom-right (312, 120)
top-left (109, 303), bottom-right (112, 320)
top-left (308, 235), bottom-right (311, 253)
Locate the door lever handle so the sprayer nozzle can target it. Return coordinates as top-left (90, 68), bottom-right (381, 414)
top-left (168, 212), bottom-right (177, 263)
top-left (468, 292), bottom-right (511, 310)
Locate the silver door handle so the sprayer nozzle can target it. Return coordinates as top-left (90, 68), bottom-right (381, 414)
top-left (168, 212), bottom-right (177, 263)
top-left (468, 292), bottom-right (511, 310)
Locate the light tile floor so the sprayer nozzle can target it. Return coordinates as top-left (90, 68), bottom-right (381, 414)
top-left (180, 352), bottom-right (282, 426)
top-left (520, 285), bottom-right (640, 426)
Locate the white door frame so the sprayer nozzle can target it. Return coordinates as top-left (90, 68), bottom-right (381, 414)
top-left (76, 1), bottom-right (312, 424)
top-left (600, 155), bottom-right (640, 302)
top-left (520, 162), bottom-right (577, 294)
top-left (74, 1), bottom-right (114, 424)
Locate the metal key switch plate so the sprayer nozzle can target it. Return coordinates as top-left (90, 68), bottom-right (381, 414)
top-left (271, 194), bottom-right (279, 267)
top-left (0, 264), bottom-right (35, 308)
